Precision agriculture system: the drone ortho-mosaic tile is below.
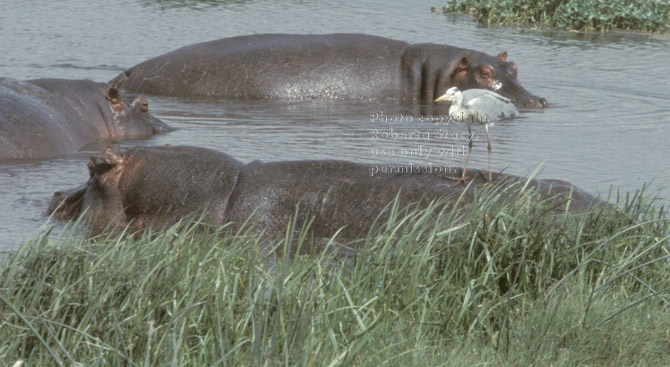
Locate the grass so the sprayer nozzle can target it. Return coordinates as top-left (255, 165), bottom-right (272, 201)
top-left (439, 0), bottom-right (670, 33)
top-left (1, 183), bottom-right (669, 366)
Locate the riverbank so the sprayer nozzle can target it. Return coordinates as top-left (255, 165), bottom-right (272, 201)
top-left (438, 0), bottom-right (670, 33)
top-left (1, 185), bottom-right (669, 366)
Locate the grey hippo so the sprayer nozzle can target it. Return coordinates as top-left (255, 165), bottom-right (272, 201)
top-left (49, 146), bottom-right (598, 243)
top-left (0, 77), bottom-right (171, 160)
top-left (110, 33), bottom-right (548, 108)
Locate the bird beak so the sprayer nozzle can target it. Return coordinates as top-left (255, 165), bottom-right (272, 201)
top-left (434, 94), bottom-right (448, 102)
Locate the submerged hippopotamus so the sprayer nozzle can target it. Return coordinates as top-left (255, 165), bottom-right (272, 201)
top-left (49, 146), bottom-right (597, 243)
top-left (0, 77), bottom-right (171, 160)
top-left (110, 33), bottom-right (547, 108)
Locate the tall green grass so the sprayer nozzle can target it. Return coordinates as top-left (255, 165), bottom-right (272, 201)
top-left (1, 185), bottom-right (669, 366)
top-left (439, 0), bottom-right (670, 33)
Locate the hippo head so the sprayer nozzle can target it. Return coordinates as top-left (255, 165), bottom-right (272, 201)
top-left (104, 87), bottom-right (173, 137)
top-left (49, 145), bottom-right (244, 231)
top-left (451, 51), bottom-right (547, 108)
top-left (48, 146), bottom-right (129, 229)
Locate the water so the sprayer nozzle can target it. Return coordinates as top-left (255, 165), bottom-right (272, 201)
top-left (1, 0), bottom-right (669, 251)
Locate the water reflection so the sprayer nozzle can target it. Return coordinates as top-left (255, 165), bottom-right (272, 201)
top-left (143, 0), bottom-right (255, 10)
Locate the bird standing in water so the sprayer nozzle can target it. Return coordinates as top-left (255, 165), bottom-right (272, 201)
top-left (435, 87), bottom-right (518, 182)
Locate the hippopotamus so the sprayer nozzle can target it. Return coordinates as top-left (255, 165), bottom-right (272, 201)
top-left (110, 33), bottom-right (547, 108)
top-left (49, 146), bottom-right (597, 244)
top-left (0, 77), bottom-right (172, 160)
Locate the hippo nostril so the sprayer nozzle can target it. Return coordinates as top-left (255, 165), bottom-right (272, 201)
top-left (134, 95), bottom-right (150, 112)
top-left (522, 98), bottom-right (548, 108)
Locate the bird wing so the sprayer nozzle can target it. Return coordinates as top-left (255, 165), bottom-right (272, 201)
top-left (462, 90), bottom-right (519, 120)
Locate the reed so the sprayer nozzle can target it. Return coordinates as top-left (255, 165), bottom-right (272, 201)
top-left (1, 184), bottom-right (669, 366)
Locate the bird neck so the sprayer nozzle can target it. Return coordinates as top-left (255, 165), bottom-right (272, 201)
top-left (452, 94), bottom-right (463, 106)
top-left (448, 94), bottom-right (466, 120)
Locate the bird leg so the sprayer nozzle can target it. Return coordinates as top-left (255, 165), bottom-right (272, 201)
top-left (464, 124), bottom-right (473, 179)
top-left (484, 124), bottom-right (492, 182)
top-left (452, 124), bottom-right (473, 185)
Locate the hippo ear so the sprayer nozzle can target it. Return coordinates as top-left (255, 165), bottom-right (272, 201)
top-left (87, 157), bottom-right (97, 177)
top-left (497, 51), bottom-right (508, 62)
top-left (106, 88), bottom-right (121, 104)
top-left (105, 88), bottom-right (124, 111)
top-left (87, 156), bottom-right (106, 177)
top-left (450, 56), bottom-right (471, 76)
top-left (103, 146), bottom-right (124, 166)
top-left (456, 55), bottom-right (470, 70)
top-left (448, 55), bottom-right (471, 84)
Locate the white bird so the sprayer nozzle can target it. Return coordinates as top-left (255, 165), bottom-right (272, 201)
top-left (434, 87), bottom-right (518, 182)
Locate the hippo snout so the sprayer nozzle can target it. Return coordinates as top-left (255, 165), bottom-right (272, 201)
top-left (138, 97), bottom-right (149, 112)
top-left (521, 97), bottom-right (548, 108)
top-left (47, 191), bottom-right (66, 214)
top-left (47, 185), bottom-right (86, 220)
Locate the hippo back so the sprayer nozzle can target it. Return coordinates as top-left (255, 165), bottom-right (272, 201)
top-left (0, 78), bottom-right (87, 159)
top-left (0, 78), bottom-right (170, 160)
top-left (111, 33), bottom-right (409, 99)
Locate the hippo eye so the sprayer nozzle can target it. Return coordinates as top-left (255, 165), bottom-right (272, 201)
top-left (479, 66), bottom-right (495, 79)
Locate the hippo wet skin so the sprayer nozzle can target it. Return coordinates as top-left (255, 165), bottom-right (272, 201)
top-left (0, 78), bottom-right (171, 160)
top-left (110, 33), bottom-right (547, 107)
top-left (49, 146), bottom-right (597, 242)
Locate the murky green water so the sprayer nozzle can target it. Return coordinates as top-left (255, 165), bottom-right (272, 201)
top-left (1, 0), bottom-right (669, 250)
